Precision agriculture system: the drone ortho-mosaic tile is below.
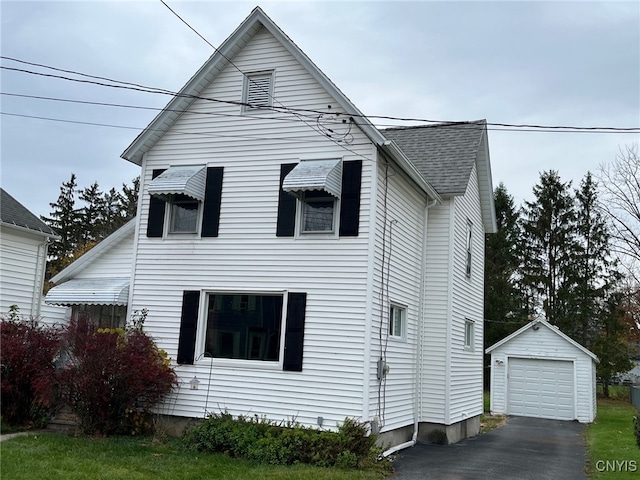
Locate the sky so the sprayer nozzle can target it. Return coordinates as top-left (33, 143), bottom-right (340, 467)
top-left (1, 0), bottom-right (639, 220)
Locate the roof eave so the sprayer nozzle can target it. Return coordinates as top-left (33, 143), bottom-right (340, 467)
top-left (0, 220), bottom-right (60, 240)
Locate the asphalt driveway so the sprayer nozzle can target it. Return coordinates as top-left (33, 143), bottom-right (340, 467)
top-left (392, 416), bottom-right (588, 480)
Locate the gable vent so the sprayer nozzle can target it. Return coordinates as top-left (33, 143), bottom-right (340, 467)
top-left (245, 73), bottom-right (272, 109)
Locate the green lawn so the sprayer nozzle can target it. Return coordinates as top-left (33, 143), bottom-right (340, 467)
top-left (0, 434), bottom-right (390, 480)
top-left (586, 398), bottom-right (639, 480)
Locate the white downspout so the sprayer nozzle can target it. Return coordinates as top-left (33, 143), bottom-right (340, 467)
top-left (382, 197), bottom-right (437, 458)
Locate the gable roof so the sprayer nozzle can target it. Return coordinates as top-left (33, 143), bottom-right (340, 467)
top-left (51, 219), bottom-right (135, 283)
top-left (382, 121), bottom-right (485, 196)
top-left (485, 318), bottom-right (599, 362)
top-left (0, 188), bottom-right (58, 238)
top-left (120, 7), bottom-right (497, 226)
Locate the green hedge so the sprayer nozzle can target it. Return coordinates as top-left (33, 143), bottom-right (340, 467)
top-left (183, 412), bottom-right (381, 468)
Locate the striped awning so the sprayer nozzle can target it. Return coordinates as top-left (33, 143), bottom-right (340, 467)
top-left (148, 165), bottom-right (207, 201)
top-left (282, 159), bottom-right (342, 198)
top-left (45, 278), bottom-right (130, 306)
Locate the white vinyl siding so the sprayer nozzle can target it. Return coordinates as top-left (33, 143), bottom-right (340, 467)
top-left (132, 27), bottom-right (374, 429)
top-left (488, 323), bottom-right (597, 423)
top-left (0, 227), bottom-right (46, 317)
top-left (420, 200), bottom-right (451, 423)
top-left (73, 228), bottom-right (134, 279)
top-left (369, 161), bottom-right (426, 433)
top-left (448, 164), bottom-right (485, 423)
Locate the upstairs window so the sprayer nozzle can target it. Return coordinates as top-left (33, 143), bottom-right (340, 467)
top-left (169, 194), bottom-right (199, 233)
top-left (243, 72), bottom-right (273, 110)
top-left (465, 220), bottom-right (473, 278)
top-left (301, 190), bottom-right (336, 233)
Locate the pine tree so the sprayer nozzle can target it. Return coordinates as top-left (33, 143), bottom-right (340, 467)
top-left (484, 183), bottom-right (527, 347)
top-left (78, 182), bottom-right (105, 245)
top-left (521, 170), bottom-right (577, 326)
top-left (41, 173), bottom-right (81, 277)
top-left (569, 172), bottom-right (620, 345)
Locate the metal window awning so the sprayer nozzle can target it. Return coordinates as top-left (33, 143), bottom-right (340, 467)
top-left (148, 165), bottom-right (207, 201)
top-left (45, 278), bottom-right (130, 306)
top-left (282, 159), bottom-right (343, 198)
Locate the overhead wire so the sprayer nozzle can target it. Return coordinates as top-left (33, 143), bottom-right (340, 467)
top-left (1, 58), bottom-right (638, 134)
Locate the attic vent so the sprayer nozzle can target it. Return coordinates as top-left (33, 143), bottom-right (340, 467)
top-left (244, 72), bottom-right (273, 110)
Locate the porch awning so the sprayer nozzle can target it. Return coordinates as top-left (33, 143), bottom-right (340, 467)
top-left (282, 159), bottom-right (343, 198)
top-left (45, 278), bottom-right (130, 306)
top-left (148, 165), bottom-right (207, 201)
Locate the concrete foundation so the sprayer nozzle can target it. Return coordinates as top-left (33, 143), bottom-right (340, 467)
top-left (377, 415), bottom-right (481, 448)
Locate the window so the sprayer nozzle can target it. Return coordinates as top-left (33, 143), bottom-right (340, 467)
top-left (389, 305), bottom-right (406, 339)
top-left (71, 305), bottom-right (127, 329)
top-left (464, 319), bottom-right (475, 350)
top-left (243, 72), bottom-right (273, 110)
top-left (169, 194), bottom-right (199, 233)
top-left (301, 190), bottom-right (336, 233)
top-left (204, 293), bottom-right (284, 361)
top-left (465, 221), bottom-right (473, 277)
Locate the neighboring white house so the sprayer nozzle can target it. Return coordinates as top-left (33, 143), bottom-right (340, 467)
top-left (47, 7), bottom-right (497, 448)
top-left (486, 319), bottom-right (598, 423)
top-left (0, 188), bottom-right (66, 322)
top-left (45, 220), bottom-right (135, 328)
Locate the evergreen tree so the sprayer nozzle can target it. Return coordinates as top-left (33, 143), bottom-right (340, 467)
top-left (41, 174), bottom-right (81, 277)
top-left (520, 170), bottom-right (577, 326)
top-left (484, 183), bottom-right (527, 347)
top-left (120, 177), bottom-right (139, 221)
top-left (569, 172), bottom-right (620, 345)
top-left (78, 182), bottom-right (105, 245)
top-left (591, 292), bottom-right (633, 397)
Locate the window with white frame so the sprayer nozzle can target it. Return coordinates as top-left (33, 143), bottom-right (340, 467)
top-left (203, 293), bottom-right (284, 361)
top-left (465, 220), bottom-right (473, 277)
top-left (389, 305), bottom-right (406, 339)
top-left (464, 319), bottom-right (475, 350)
top-left (300, 190), bottom-right (337, 233)
top-left (168, 194), bottom-right (200, 233)
top-left (243, 72), bottom-right (273, 110)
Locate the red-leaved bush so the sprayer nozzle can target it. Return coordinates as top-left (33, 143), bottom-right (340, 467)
top-left (0, 314), bottom-right (62, 427)
top-left (58, 317), bottom-right (177, 435)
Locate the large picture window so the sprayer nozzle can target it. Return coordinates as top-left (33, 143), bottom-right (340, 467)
top-left (204, 293), bottom-right (284, 361)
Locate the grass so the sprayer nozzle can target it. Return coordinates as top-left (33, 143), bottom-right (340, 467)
top-left (586, 397), bottom-right (639, 480)
top-left (480, 390), bottom-right (506, 434)
top-left (0, 434), bottom-right (391, 480)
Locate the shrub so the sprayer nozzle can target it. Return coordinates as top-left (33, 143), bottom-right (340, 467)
top-left (58, 316), bottom-right (177, 435)
top-left (184, 412), bottom-right (380, 468)
top-left (0, 308), bottom-right (62, 427)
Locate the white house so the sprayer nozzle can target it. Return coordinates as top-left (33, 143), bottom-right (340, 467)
top-left (0, 188), bottom-right (66, 322)
top-left (48, 7), bottom-right (497, 448)
top-left (45, 220), bottom-right (135, 328)
top-left (486, 319), bottom-right (598, 423)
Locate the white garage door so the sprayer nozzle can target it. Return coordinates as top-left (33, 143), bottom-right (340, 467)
top-left (507, 358), bottom-right (575, 420)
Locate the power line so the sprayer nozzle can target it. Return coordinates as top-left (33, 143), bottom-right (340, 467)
top-left (0, 111), bottom-right (371, 145)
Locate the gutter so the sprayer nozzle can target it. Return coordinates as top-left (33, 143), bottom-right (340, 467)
top-left (381, 197), bottom-right (438, 458)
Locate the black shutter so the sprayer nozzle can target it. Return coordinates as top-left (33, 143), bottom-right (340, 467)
top-left (283, 292), bottom-right (307, 371)
top-left (177, 290), bottom-right (200, 365)
top-left (276, 163), bottom-right (297, 237)
top-left (201, 167), bottom-right (224, 237)
top-left (339, 160), bottom-right (362, 237)
top-left (147, 169), bottom-right (167, 238)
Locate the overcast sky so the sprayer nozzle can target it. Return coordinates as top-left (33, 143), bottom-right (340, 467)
top-left (1, 1), bottom-right (639, 220)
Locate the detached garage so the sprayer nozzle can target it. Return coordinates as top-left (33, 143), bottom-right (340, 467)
top-left (486, 319), bottom-right (598, 423)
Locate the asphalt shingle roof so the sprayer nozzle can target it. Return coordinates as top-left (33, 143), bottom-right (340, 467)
top-left (382, 120), bottom-right (486, 196)
top-left (0, 188), bottom-right (56, 236)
